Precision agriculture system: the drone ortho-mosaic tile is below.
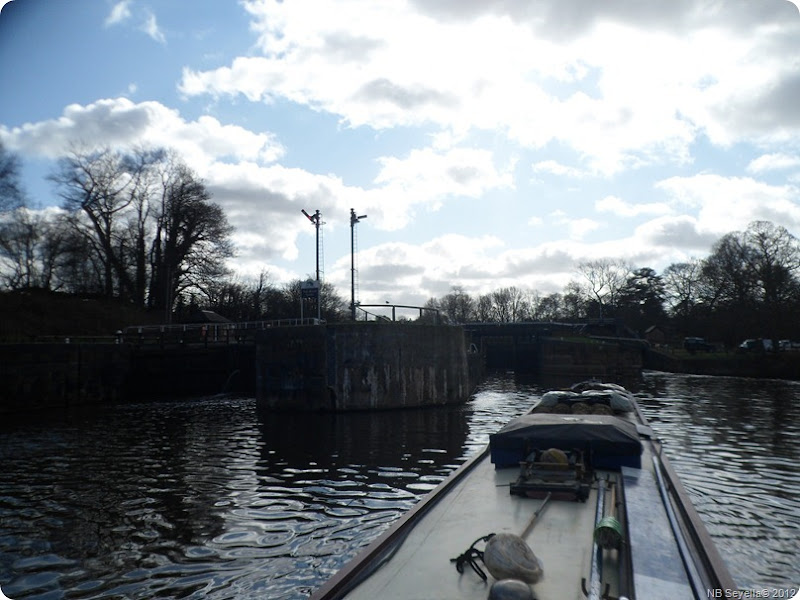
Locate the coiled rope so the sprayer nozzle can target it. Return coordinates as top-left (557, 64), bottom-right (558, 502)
top-left (450, 533), bottom-right (496, 581)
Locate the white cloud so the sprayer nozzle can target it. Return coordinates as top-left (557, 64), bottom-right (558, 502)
top-left (548, 209), bottom-right (601, 240)
top-left (338, 215), bottom-right (725, 303)
top-left (532, 160), bottom-right (587, 179)
top-left (656, 173), bottom-right (800, 234)
top-left (141, 9), bottom-right (166, 44)
top-left (104, 2), bottom-right (166, 44)
top-left (205, 160), bottom-right (369, 263)
top-left (6, 0), bottom-right (800, 304)
top-left (0, 99), bottom-right (516, 282)
top-left (180, 0), bottom-right (800, 176)
top-left (373, 146), bottom-right (514, 223)
top-left (746, 153), bottom-right (800, 173)
top-left (632, 215), bottom-right (718, 251)
top-left (0, 98), bottom-right (285, 167)
top-left (327, 233), bottom-right (507, 303)
top-left (568, 218), bottom-right (602, 240)
top-left (104, 0), bottom-right (131, 27)
top-left (595, 195), bottom-right (672, 218)
top-left (204, 152), bottom-right (512, 272)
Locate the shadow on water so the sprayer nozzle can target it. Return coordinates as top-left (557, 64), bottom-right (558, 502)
top-left (0, 397), bottom-right (476, 599)
top-left (256, 406), bottom-right (470, 476)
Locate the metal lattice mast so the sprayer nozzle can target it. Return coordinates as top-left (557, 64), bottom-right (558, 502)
top-left (301, 209), bottom-right (322, 281)
top-left (318, 215), bottom-right (325, 282)
top-left (301, 209), bottom-right (323, 320)
top-left (350, 208), bottom-right (367, 320)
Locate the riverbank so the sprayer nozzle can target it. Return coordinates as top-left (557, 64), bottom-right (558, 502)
top-left (644, 347), bottom-right (800, 380)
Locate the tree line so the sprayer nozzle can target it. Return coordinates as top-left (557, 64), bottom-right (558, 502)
top-left (0, 141), bottom-right (351, 323)
top-left (0, 142), bottom-right (232, 314)
top-left (2, 141), bottom-right (800, 344)
top-left (422, 219), bottom-right (800, 348)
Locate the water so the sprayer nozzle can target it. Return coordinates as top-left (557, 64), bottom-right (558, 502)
top-left (636, 374), bottom-right (800, 591)
top-left (0, 371), bottom-right (797, 598)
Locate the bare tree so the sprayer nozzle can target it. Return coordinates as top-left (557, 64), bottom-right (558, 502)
top-left (52, 147), bottom-right (141, 298)
top-left (663, 259), bottom-right (703, 318)
top-left (475, 293), bottom-right (493, 322)
top-left (50, 146), bottom-right (234, 311)
top-left (575, 259), bottom-right (630, 319)
top-left (700, 232), bottom-right (755, 312)
top-left (0, 208), bottom-right (43, 288)
top-left (0, 140), bottom-right (26, 212)
top-left (490, 287), bottom-right (512, 322)
top-left (439, 285), bottom-right (475, 323)
top-left (148, 158), bottom-right (233, 315)
top-left (741, 221), bottom-right (800, 342)
top-left (742, 221), bottom-right (800, 307)
top-left (249, 269), bottom-right (272, 319)
top-left (0, 208), bottom-right (72, 290)
top-left (536, 292), bottom-right (563, 321)
top-left (120, 147), bottom-right (164, 305)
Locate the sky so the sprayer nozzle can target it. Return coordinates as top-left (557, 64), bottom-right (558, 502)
top-left (2, 0), bottom-right (800, 315)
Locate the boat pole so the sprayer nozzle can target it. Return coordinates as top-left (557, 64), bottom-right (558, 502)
top-left (584, 477), bottom-right (607, 600)
top-left (521, 492), bottom-right (552, 539)
top-left (652, 455), bottom-right (705, 597)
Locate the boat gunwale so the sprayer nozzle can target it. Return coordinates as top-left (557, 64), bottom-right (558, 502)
top-left (632, 402), bottom-right (738, 592)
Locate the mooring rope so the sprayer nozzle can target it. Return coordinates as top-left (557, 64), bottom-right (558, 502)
top-left (450, 533), bottom-right (496, 581)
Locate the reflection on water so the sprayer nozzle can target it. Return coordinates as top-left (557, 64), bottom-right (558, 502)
top-left (0, 372), bottom-right (797, 598)
top-left (638, 373), bottom-right (800, 591)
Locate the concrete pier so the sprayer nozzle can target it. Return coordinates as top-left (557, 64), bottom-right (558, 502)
top-left (256, 323), bottom-right (472, 411)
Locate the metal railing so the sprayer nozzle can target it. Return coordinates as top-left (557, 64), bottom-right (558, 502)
top-left (122, 318), bottom-right (326, 347)
top-left (355, 304), bottom-right (440, 323)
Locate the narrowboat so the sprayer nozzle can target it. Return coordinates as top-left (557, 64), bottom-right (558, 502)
top-left (310, 382), bottom-right (736, 600)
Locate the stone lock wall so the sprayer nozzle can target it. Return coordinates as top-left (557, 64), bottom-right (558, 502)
top-left (0, 343), bottom-right (131, 413)
top-left (255, 323), bottom-right (471, 411)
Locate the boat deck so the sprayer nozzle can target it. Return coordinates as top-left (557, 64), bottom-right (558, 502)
top-left (312, 401), bottom-right (735, 600)
top-left (348, 454), bottom-right (622, 599)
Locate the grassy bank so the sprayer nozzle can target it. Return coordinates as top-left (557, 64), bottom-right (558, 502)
top-left (645, 347), bottom-right (800, 380)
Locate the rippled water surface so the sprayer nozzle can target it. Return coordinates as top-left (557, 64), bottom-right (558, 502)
top-left (1, 371), bottom-right (797, 598)
top-left (636, 373), bottom-right (800, 591)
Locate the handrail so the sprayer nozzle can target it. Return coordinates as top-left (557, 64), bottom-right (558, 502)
top-left (123, 318), bottom-right (325, 335)
top-left (119, 318), bottom-right (326, 347)
top-left (355, 304), bottom-right (440, 323)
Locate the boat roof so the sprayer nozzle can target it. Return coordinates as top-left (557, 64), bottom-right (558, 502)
top-left (489, 413), bottom-right (643, 467)
top-left (311, 396), bottom-right (737, 600)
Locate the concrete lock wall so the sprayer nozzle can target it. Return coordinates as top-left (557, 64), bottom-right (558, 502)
top-left (0, 343), bottom-right (255, 414)
top-left (0, 343), bottom-right (131, 414)
top-left (128, 345), bottom-right (256, 399)
top-left (538, 338), bottom-right (643, 380)
top-left (255, 323), bottom-right (471, 411)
